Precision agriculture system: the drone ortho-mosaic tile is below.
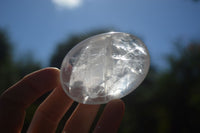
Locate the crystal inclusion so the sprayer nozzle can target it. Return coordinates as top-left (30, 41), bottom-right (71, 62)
top-left (60, 32), bottom-right (150, 104)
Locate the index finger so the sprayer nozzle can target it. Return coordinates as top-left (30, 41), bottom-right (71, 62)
top-left (0, 67), bottom-right (60, 132)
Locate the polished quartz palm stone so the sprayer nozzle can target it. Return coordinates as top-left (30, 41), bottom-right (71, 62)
top-left (60, 32), bottom-right (150, 104)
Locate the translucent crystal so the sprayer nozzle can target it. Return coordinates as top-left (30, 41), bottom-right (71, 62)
top-left (60, 32), bottom-right (150, 104)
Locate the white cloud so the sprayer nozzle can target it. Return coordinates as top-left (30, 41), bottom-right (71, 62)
top-left (52, 0), bottom-right (83, 9)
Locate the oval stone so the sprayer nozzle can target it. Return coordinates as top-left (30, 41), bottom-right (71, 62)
top-left (60, 32), bottom-right (150, 104)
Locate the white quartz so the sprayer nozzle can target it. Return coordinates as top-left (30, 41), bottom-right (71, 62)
top-left (60, 32), bottom-right (150, 104)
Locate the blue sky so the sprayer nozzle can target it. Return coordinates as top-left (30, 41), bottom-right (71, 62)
top-left (0, 0), bottom-right (200, 69)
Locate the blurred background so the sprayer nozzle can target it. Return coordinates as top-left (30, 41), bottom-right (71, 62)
top-left (0, 0), bottom-right (200, 132)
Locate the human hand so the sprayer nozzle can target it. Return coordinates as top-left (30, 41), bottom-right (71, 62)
top-left (0, 68), bottom-right (125, 133)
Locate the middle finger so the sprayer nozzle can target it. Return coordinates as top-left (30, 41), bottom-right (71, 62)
top-left (27, 84), bottom-right (73, 133)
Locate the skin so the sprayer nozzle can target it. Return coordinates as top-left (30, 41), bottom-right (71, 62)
top-left (0, 67), bottom-right (125, 133)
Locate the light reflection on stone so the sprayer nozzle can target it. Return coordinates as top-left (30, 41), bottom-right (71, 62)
top-left (60, 32), bottom-right (150, 104)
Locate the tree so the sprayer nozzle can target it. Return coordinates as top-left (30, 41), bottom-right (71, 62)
top-left (0, 29), bottom-right (18, 93)
top-left (149, 42), bottom-right (200, 133)
top-left (0, 29), bottom-right (41, 93)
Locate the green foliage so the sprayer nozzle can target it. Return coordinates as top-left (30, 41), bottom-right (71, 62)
top-left (0, 29), bottom-right (12, 64)
top-left (161, 43), bottom-right (200, 133)
top-left (0, 29), bottom-right (41, 93)
top-left (0, 29), bottom-right (18, 93)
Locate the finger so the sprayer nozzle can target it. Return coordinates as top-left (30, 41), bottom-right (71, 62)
top-left (0, 67), bottom-right (60, 132)
top-left (93, 99), bottom-right (125, 133)
top-left (63, 104), bottom-right (100, 133)
top-left (27, 84), bottom-right (73, 133)
top-left (1, 67), bottom-right (60, 109)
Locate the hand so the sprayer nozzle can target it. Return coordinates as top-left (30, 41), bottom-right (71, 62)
top-left (0, 68), bottom-right (125, 133)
